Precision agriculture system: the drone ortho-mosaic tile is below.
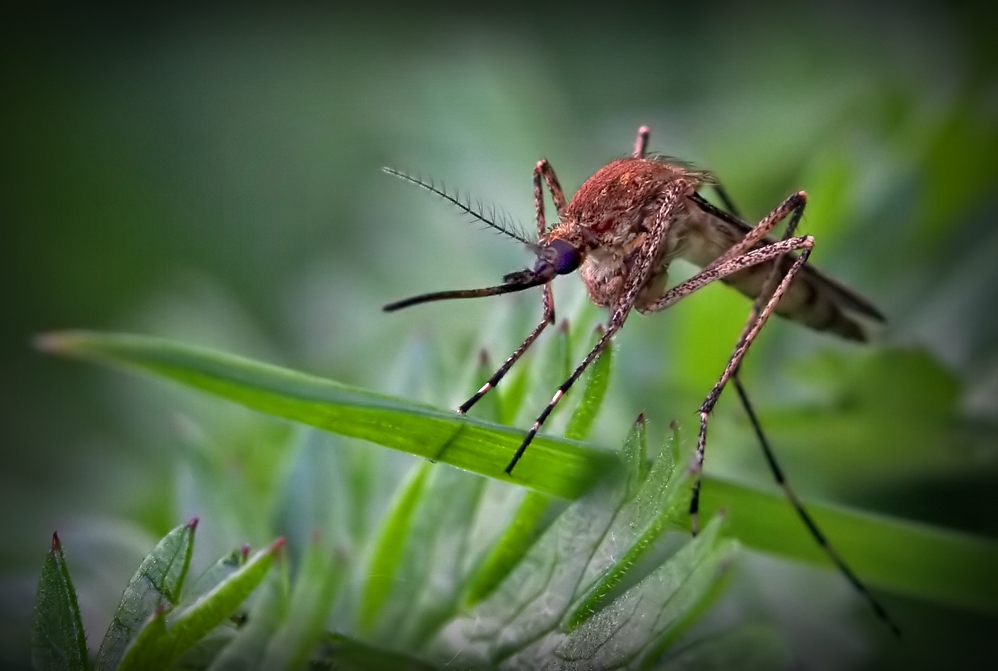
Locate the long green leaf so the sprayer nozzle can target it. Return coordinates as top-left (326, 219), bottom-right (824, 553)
top-left (39, 330), bottom-right (998, 614)
top-left (38, 331), bottom-right (613, 500)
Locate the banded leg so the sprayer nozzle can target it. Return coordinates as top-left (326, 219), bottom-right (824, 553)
top-left (459, 160), bottom-right (567, 414)
top-left (643, 191), bottom-right (811, 531)
top-left (536, 159), bottom-right (568, 217)
top-left (712, 184), bottom-right (902, 636)
top-left (458, 285), bottom-right (554, 414)
top-left (686, 236), bottom-right (812, 535)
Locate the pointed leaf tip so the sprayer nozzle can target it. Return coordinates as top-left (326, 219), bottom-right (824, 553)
top-left (50, 532), bottom-right (61, 552)
top-left (187, 517), bottom-right (199, 530)
top-left (33, 332), bottom-right (64, 354)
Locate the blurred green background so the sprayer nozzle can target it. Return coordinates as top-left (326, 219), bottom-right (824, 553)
top-left (2, 2), bottom-right (996, 669)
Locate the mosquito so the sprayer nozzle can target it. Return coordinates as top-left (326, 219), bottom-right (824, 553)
top-left (383, 126), bottom-right (899, 635)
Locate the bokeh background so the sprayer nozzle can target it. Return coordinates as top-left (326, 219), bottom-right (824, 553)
top-left (2, 2), bottom-right (996, 669)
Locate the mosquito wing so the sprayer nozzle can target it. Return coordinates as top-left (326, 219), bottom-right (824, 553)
top-left (680, 192), bottom-right (884, 341)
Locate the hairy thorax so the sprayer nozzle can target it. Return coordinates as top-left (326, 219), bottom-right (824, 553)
top-left (546, 157), bottom-right (712, 309)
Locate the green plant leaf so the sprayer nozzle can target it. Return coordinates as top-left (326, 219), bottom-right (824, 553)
top-left (38, 331), bottom-right (614, 500)
top-left (655, 624), bottom-right (790, 671)
top-left (505, 516), bottom-right (734, 670)
top-left (564, 327), bottom-right (612, 443)
top-left (160, 539), bottom-right (284, 665)
top-left (95, 519), bottom-right (198, 671)
top-left (566, 421), bottom-right (685, 629)
top-left (315, 632), bottom-right (438, 671)
top-left (117, 539), bottom-right (284, 670)
top-left (461, 488), bottom-right (554, 608)
top-left (117, 607), bottom-right (169, 671)
top-left (429, 455), bottom-right (633, 666)
top-left (31, 533), bottom-right (90, 671)
top-left (206, 560), bottom-right (291, 671)
top-left (39, 331), bottom-right (998, 614)
top-left (261, 538), bottom-right (343, 670)
top-left (362, 464), bottom-right (487, 649)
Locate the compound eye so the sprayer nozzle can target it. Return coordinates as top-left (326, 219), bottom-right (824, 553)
top-left (548, 238), bottom-right (581, 275)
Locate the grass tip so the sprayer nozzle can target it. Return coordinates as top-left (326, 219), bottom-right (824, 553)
top-left (50, 531), bottom-right (61, 552)
top-left (33, 332), bottom-right (71, 354)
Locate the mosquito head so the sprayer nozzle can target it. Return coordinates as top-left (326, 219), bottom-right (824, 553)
top-left (533, 237), bottom-right (582, 277)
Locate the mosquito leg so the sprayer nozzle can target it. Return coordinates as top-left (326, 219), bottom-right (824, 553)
top-left (634, 125), bottom-right (650, 159)
top-left (460, 162), bottom-right (560, 414)
top-left (458, 284), bottom-right (554, 414)
top-left (504, 317), bottom-right (621, 473)
top-left (687, 239), bottom-right (812, 537)
top-left (635, 232), bottom-right (816, 525)
top-left (710, 186), bottom-right (901, 636)
top-left (731, 378), bottom-right (901, 635)
top-left (536, 159), bottom-right (568, 217)
top-left (710, 191), bottom-right (806, 270)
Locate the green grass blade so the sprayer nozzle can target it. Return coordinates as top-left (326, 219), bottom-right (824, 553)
top-left (117, 607), bottom-right (169, 671)
top-left (558, 518), bottom-right (733, 670)
top-left (564, 328), bottom-right (612, 442)
top-left (356, 462), bottom-right (431, 635)
top-left (38, 331), bottom-right (998, 614)
top-left (319, 632), bottom-right (438, 670)
top-left (161, 538), bottom-right (284, 665)
top-left (96, 519), bottom-right (198, 671)
top-left (38, 331), bottom-right (614, 500)
top-left (697, 478), bottom-right (998, 614)
top-left (32, 533), bottom-right (90, 671)
top-left (261, 538), bottom-right (343, 671)
top-left (461, 489), bottom-right (553, 608)
top-left (207, 560), bottom-right (291, 671)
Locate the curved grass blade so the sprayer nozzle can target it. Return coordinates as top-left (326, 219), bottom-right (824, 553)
top-left (564, 328), bottom-right (612, 443)
top-left (38, 331), bottom-right (614, 500)
top-left (696, 479), bottom-right (998, 615)
top-left (118, 538), bottom-right (284, 670)
top-left (206, 561), bottom-right (291, 671)
top-left (356, 463), bottom-right (432, 635)
top-left (261, 538), bottom-right (343, 670)
top-left (461, 489), bottom-right (554, 608)
top-left (96, 519), bottom-right (198, 671)
top-left (38, 331), bottom-right (998, 614)
top-left (32, 533), bottom-right (90, 671)
top-left (317, 632), bottom-right (438, 671)
top-left (655, 624), bottom-right (790, 671)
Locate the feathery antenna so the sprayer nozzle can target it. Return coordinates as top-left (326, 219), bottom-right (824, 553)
top-left (382, 167), bottom-right (532, 244)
